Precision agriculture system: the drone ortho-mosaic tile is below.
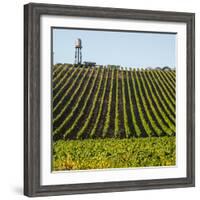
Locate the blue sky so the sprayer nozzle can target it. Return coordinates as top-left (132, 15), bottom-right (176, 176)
top-left (53, 28), bottom-right (176, 68)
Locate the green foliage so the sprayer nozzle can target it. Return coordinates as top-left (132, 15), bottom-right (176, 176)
top-left (159, 70), bottom-right (175, 93)
top-left (121, 70), bottom-right (132, 137)
top-left (114, 70), bottom-right (119, 137)
top-left (63, 67), bottom-right (100, 139)
top-left (145, 70), bottom-right (175, 123)
top-left (77, 68), bottom-right (105, 139)
top-left (53, 137), bottom-right (176, 170)
top-left (52, 65), bottom-right (177, 170)
top-left (53, 68), bottom-right (95, 136)
top-left (157, 70), bottom-right (176, 100)
top-left (167, 70), bottom-right (176, 82)
top-left (153, 71), bottom-right (175, 106)
top-left (52, 64), bottom-right (68, 83)
top-left (53, 67), bottom-right (85, 113)
top-left (130, 69), bottom-right (152, 136)
top-left (53, 67), bottom-right (88, 123)
top-left (139, 69), bottom-right (174, 135)
top-left (150, 71), bottom-right (175, 114)
top-left (102, 69), bottom-right (114, 137)
top-left (53, 64), bottom-right (176, 139)
top-left (134, 69), bottom-right (162, 136)
top-left (144, 70), bottom-right (175, 133)
top-left (90, 70), bottom-right (109, 138)
top-left (53, 65), bottom-right (75, 97)
top-left (126, 70), bottom-right (141, 136)
top-left (52, 64), bottom-right (63, 78)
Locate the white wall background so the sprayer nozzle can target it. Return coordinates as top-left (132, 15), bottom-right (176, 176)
top-left (0, 0), bottom-right (199, 199)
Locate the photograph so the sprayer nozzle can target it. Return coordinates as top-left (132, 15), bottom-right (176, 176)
top-left (52, 28), bottom-right (176, 171)
top-left (23, 3), bottom-right (195, 196)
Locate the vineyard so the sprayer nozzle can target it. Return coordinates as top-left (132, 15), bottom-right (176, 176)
top-left (52, 64), bottom-right (176, 141)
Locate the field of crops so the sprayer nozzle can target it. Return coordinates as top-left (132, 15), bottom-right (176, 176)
top-left (52, 64), bottom-right (176, 140)
top-left (53, 137), bottom-right (176, 170)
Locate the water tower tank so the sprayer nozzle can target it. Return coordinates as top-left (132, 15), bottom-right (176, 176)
top-left (75, 38), bottom-right (82, 48)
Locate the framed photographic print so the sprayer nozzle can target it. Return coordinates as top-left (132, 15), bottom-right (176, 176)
top-left (24, 3), bottom-right (195, 197)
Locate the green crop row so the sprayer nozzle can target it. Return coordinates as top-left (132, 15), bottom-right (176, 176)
top-left (53, 68), bottom-right (95, 136)
top-left (168, 70), bottom-right (176, 82)
top-left (52, 65), bottom-right (176, 139)
top-left (150, 71), bottom-right (175, 114)
top-left (114, 69), bottom-right (119, 137)
top-left (63, 68), bottom-right (100, 139)
top-left (53, 64), bottom-right (74, 92)
top-left (160, 70), bottom-right (175, 91)
top-left (102, 69), bottom-right (114, 137)
top-left (130, 69), bottom-right (152, 136)
top-left (141, 70), bottom-right (175, 135)
top-left (53, 67), bottom-right (85, 114)
top-left (52, 64), bottom-right (68, 83)
top-left (53, 66), bottom-right (76, 98)
top-left (77, 68), bottom-right (105, 139)
top-left (53, 136), bottom-right (176, 170)
top-left (52, 64), bottom-right (63, 78)
top-left (126, 70), bottom-right (141, 136)
top-left (134, 69), bottom-right (162, 136)
top-left (145, 70), bottom-right (175, 123)
top-left (157, 70), bottom-right (175, 99)
top-left (139, 70), bottom-right (172, 135)
top-left (154, 70), bottom-right (175, 106)
top-left (121, 70), bottom-right (132, 137)
top-left (90, 70), bottom-right (109, 138)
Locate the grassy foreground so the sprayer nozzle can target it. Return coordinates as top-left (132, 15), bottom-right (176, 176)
top-left (53, 136), bottom-right (176, 171)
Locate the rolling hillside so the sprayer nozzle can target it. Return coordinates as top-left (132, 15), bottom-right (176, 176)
top-left (52, 64), bottom-right (176, 141)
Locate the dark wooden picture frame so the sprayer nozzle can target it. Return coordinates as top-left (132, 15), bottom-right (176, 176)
top-left (24, 3), bottom-right (195, 197)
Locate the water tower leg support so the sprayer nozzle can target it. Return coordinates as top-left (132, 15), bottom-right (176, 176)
top-left (75, 48), bottom-right (77, 64)
top-left (80, 49), bottom-right (82, 64)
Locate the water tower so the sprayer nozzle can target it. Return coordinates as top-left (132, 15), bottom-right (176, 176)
top-left (74, 38), bottom-right (82, 65)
